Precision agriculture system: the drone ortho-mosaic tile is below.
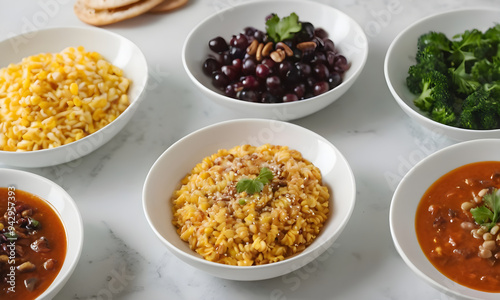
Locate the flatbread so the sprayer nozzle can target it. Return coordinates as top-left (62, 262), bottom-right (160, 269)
top-left (74, 0), bottom-right (164, 26)
top-left (82, 0), bottom-right (141, 10)
top-left (148, 0), bottom-right (188, 13)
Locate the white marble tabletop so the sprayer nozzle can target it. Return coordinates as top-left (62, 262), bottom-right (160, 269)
top-left (2, 0), bottom-right (500, 299)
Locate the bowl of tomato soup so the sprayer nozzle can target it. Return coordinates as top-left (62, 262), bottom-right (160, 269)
top-left (0, 169), bottom-right (83, 299)
top-left (391, 139), bottom-right (500, 300)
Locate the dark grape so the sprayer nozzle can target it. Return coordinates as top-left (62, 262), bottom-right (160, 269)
top-left (326, 51), bottom-right (336, 69)
top-left (324, 39), bottom-right (335, 52)
top-left (311, 52), bottom-right (326, 64)
top-left (225, 84), bottom-right (237, 98)
top-left (266, 76), bottom-right (281, 90)
top-left (278, 61), bottom-right (292, 77)
top-left (293, 83), bottom-right (306, 99)
top-left (314, 28), bottom-right (329, 39)
top-left (238, 90), bottom-right (258, 102)
top-left (333, 55), bottom-right (349, 72)
top-left (208, 36), bottom-right (229, 53)
top-left (313, 63), bottom-right (329, 80)
top-left (254, 30), bottom-right (266, 43)
top-left (313, 81), bottom-right (329, 96)
top-left (294, 62), bottom-right (311, 78)
top-left (295, 22), bottom-right (315, 43)
top-left (242, 75), bottom-right (260, 90)
top-left (261, 58), bottom-right (276, 70)
top-left (261, 92), bottom-right (280, 103)
top-left (232, 58), bottom-right (242, 71)
top-left (230, 33), bottom-right (249, 49)
top-left (221, 65), bottom-right (240, 81)
top-left (212, 71), bottom-right (230, 90)
top-left (220, 53), bottom-right (232, 65)
top-left (256, 64), bottom-right (272, 79)
top-left (306, 76), bottom-right (317, 88)
top-left (202, 58), bottom-right (220, 76)
top-left (243, 26), bottom-right (257, 37)
top-left (242, 58), bottom-right (257, 75)
top-left (285, 67), bottom-right (301, 83)
top-left (229, 47), bottom-right (245, 60)
top-left (312, 36), bottom-right (325, 50)
top-left (328, 72), bottom-right (342, 89)
top-left (283, 93), bottom-right (299, 102)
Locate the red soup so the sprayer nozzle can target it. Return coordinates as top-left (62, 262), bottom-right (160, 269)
top-left (0, 187), bottom-right (67, 299)
top-left (416, 161), bottom-right (500, 292)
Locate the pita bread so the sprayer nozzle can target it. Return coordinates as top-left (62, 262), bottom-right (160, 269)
top-left (82, 0), bottom-right (141, 10)
top-left (149, 0), bottom-right (188, 13)
top-left (74, 0), bottom-right (164, 26)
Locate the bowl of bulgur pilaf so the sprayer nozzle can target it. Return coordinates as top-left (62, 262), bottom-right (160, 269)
top-left (143, 118), bottom-right (356, 281)
top-left (0, 26), bottom-right (148, 167)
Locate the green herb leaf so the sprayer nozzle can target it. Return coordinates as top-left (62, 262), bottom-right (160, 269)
top-left (471, 206), bottom-right (494, 225)
top-left (265, 13), bottom-right (302, 43)
top-left (29, 217), bottom-right (40, 228)
top-left (257, 167), bottom-right (274, 185)
top-left (236, 167), bottom-right (274, 195)
top-left (471, 188), bottom-right (500, 229)
top-left (4, 232), bottom-right (18, 241)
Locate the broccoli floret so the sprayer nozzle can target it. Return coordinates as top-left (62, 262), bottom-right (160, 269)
top-left (459, 86), bottom-right (500, 130)
top-left (417, 31), bottom-right (451, 53)
top-left (447, 29), bottom-right (485, 95)
top-left (449, 29), bottom-right (483, 66)
top-left (406, 32), bottom-right (452, 94)
top-left (451, 61), bottom-right (482, 95)
top-left (413, 71), bottom-right (452, 112)
top-left (406, 49), bottom-right (449, 94)
top-left (431, 101), bottom-right (457, 125)
top-left (472, 57), bottom-right (500, 84)
top-left (483, 24), bottom-right (500, 42)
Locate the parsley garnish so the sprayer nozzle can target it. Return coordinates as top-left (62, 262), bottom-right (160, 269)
top-left (470, 188), bottom-right (500, 229)
top-left (236, 167), bottom-right (274, 195)
top-left (265, 13), bottom-right (302, 43)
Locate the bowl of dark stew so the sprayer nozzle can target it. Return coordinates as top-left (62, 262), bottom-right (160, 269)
top-left (0, 169), bottom-right (83, 299)
top-left (390, 139), bottom-right (500, 299)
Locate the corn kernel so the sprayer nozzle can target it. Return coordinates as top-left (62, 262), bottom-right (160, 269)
top-left (39, 101), bottom-right (50, 109)
top-left (31, 95), bottom-right (41, 105)
top-left (73, 97), bottom-right (82, 107)
top-left (70, 82), bottom-right (78, 95)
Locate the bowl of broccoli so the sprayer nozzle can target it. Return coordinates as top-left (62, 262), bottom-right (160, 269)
top-left (384, 8), bottom-right (500, 141)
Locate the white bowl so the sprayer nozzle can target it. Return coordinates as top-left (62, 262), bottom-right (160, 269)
top-left (182, 0), bottom-right (368, 121)
top-left (0, 168), bottom-right (84, 299)
top-left (384, 8), bottom-right (500, 141)
top-left (390, 139), bottom-right (500, 300)
top-left (0, 26), bottom-right (148, 168)
top-left (143, 118), bottom-right (356, 280)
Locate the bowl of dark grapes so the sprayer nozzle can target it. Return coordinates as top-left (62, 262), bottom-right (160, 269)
top-left (182, 0), bottom-right (368, 120)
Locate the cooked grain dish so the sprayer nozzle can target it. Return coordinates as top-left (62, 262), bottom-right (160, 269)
top-left (0, 46), bottom-right (130, 151)
top-left (171, 144), bottom-right (330, 266)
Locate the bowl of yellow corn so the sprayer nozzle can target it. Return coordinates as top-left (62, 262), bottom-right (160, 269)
top-left (0, 26), bottom-right (148, 167)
